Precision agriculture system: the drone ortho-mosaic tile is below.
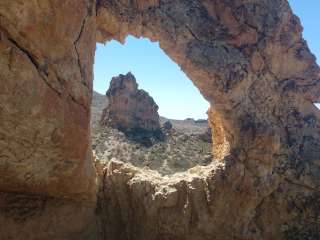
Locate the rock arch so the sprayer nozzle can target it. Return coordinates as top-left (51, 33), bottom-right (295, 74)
top-left (0, 0), bottom-right (319, 239)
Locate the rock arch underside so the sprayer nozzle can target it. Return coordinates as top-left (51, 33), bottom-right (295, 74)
top-left (0, 0), bottom-right (320, 239)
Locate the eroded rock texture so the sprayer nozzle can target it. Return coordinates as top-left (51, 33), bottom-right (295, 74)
top-left (100, 72), bottom-right (161, 138)
top-left (0, 0), bottom-right (97, 239)
top-left (0, 0), bottom-right (319, 239)
top-left (0, 192), bottom-right (97, 240)
top-left (0, 0), bottom-right (97, 201)
top-left (96, 0), bottom-right (320, 239)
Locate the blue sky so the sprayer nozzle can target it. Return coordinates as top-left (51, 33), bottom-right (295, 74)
top-left (93, 38), bottom-right (210, 120)
top-left (289, 0), bottom-right (319, 64)
top-left (93, 1), bottom-right (320, 119)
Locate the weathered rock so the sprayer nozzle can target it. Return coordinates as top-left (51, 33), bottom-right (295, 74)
top-left (0, 0), bottom-right (319, 239)
top-left (0, 192), bottom-right (97, 240)
top-left (96, 1), bottom-right (320, 239)
top-left (0, 0), bottom-right (97, 238)
top-left (162, 120), bottom-right (173, 131)
top-left (0, 0), bottom-right (97, 203)
top-left (100, 72), bottom-right (162, 145)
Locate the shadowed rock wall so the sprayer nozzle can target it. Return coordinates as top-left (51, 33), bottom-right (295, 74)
top-left (0, 0), bottom-right (97, 202)
top-left (0, 0), bottom-right (97, 239)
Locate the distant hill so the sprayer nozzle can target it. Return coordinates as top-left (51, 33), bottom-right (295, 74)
top-left (91, 91), bottom-right (108, 129)
top-left (91, 90), bottom-right (212, 175)
top-left (92, 91), bottom-right (209, 134)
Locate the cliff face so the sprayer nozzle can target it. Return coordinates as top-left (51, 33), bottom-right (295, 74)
top-left (100, 72), bottom-right (162, 145)
top-left (0, 0), bottom-right (97, 202)
top-left (0, 0), bottom-right (320, 239)
top-left (95, 1), bottom-right (320, 238)
top-left (101, 72), bottom-right (161, 135)
top-left (0, 0), bottom-right (97, 239)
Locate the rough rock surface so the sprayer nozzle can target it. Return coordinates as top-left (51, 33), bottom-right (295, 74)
top-left (0, 192), bottom-right (97, 240)
top-left (100, 72), bottom-right (162, 142)
top-left (0, 0), bottom-right (97, 202)
top-left (0, 0), bottom-right (320, 239)
top-left (0, 0), bottom-right (97, 239)
top-left (162, 120), bottom-right (173, 131)
top-left (96, 1), bottom-right (320, 239)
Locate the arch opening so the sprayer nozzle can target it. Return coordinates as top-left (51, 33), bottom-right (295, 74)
top-left (92, 35), bottom-right (218, 175)
top-left (1, 0), bottom-right (320, 239)
top-left (93, 3), bottom-right (320, 237)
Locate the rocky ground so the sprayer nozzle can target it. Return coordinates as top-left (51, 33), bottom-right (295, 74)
top-left (91, 91), bottom-right (212, 175)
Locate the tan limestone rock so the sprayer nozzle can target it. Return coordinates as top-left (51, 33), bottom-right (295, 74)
top-left (0, 0), bottom-right (320, 239)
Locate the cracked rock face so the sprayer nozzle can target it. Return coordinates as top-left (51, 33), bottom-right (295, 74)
top-left (0, 0), bottom-right (97, 239)
top-left (0, 0), bottom-right (97, 202)
top-left (100, 72), bottom-right (161, 137)
top-left (0, 0), bottom-right (320, 239)
top-left (96, 0), bottom-right (320, 239)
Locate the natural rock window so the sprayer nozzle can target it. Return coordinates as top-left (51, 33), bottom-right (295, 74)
top-left (92, 37), bottom-right (213, 175)
top-left (1, 1), bottom-right (320, 239)
top-left (93, 36), bottom-right (210, 120)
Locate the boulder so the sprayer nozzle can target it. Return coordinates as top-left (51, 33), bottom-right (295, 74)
top-left (162, 120), bottom-right (173, 131)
